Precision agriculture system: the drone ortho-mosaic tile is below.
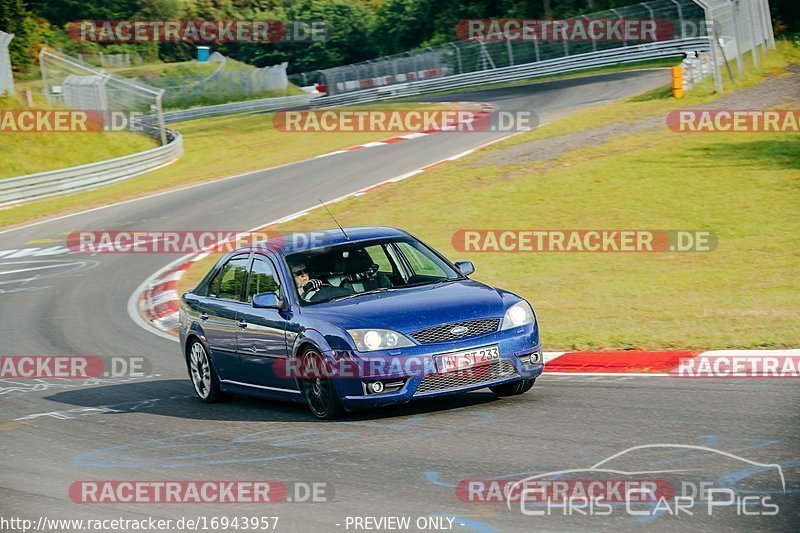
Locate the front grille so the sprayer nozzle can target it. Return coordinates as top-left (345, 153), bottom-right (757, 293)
top-left (411, 318), bottom-right (501, 344)
top-left (415, 359), bottom-right (518, 395)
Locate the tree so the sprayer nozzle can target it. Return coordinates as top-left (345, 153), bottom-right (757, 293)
top-left (0, 0), bottom-right (32, 73)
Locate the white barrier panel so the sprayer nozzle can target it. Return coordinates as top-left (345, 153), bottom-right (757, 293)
top-left (0, 30), bottom-right (14, 97)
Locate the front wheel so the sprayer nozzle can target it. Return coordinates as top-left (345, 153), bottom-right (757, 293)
top-left (490, 378), bottom-right (535, 397)
top-left (299, 348), bottom-right (345, 420)
top-left (187, 339), bottom-right (228, 403)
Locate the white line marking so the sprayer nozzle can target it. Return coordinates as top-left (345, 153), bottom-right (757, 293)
top-left (315, 150), bottom-right (348, 158)
top-left (694, 349), bottom-right (800, 357)
top-left (359, 142), bottom-right (387, 148)
top-left (32, 246), bottom-right (70, 256)
top-left (277, 211), bottom-right (308, 223)
top-left (543, 352), bottom-right (566, 363)
top-left (447, 149), bottom-right (476, 160)
top-left (389, 169), bottom-right (423, 182)
top-left (398, 132), bottom-right (428, 139)
top-left (5, 248), bottom-right (40, 258)
top-left (0, 263), bottom-right (74, 276)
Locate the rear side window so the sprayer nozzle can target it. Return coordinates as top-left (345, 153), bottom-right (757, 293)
top-left (213, 256), bottom-right (249, 300)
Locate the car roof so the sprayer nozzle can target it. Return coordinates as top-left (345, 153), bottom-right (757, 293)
top-left (240, 226), bottom-right (411, 255)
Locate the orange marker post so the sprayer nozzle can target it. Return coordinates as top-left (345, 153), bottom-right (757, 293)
top-left (672, 66), bottom-right (684, 99)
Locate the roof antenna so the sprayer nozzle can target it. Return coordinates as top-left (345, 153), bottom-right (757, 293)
top-left (319, 199), bottom-right (349, 240)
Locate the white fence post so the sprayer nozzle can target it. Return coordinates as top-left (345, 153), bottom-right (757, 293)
top-left (0, 30), bottom-right (15, 97)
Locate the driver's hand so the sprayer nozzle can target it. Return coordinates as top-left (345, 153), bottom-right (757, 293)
top-left (303, 279), bottom-right (323, 292)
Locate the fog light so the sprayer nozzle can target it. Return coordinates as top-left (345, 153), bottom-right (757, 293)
top-left (370, 381), bottom-right (384, 393)
top-left (529, 351), bottom-right (540, 365)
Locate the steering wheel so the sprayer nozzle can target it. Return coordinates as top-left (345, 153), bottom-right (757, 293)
top-left (301, 279), bottom-right (329, 302)
top-left (350, 263), bottom-right (380, 283)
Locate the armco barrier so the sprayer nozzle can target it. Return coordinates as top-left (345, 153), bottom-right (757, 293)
top-left (0, 130), bottom-right (183, 207)
top-left (158, 93), bottom-right (315, 123)
top-left (313, 38), bottom-right (712, 107)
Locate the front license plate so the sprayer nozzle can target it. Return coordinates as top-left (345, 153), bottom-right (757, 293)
top-left (437, 345), bottom-right (500, 373)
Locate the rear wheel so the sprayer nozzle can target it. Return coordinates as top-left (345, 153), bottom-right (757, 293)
top-left (299, 348), bottom-right (345, 420)
top-left (490, 378), bottom-right (535, 397)
top-left (187, 339), bottom-right (228, 403)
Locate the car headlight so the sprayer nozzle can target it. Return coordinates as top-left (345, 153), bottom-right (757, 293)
top-left (347, 329), bottom-right (415, 352)
top-left (500, 301), bottom-right (535, 331)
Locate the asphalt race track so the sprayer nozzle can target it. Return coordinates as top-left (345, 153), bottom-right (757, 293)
top-left (1, 70), bottom-right (797, 532)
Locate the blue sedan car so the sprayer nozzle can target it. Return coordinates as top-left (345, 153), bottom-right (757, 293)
top-left (179, 227), bottom-right (543, 419)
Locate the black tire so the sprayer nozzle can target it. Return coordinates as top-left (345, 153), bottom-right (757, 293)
top-left (299, 347), bottom-right (345, 420)
top-left (187, 339), bottom-right (229, 403)
top-left (490, 378), bottom-right (535, 397)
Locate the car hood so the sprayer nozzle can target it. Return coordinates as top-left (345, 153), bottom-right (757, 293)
top-left (300, 279), bottom-right (517, 333)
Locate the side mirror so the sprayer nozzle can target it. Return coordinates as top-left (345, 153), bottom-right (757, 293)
top-left (253, 292), bottom-right (282, 309)
top-left (454, 260), bottom-right (475, 276)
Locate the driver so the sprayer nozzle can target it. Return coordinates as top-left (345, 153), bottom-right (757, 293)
top-left (292, 263), bottom-right (324, 300)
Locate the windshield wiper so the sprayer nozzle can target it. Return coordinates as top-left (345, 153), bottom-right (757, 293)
top-left (330, 287), bottom-right (392, 302)
top-left (404, 278), bottom-right (460, 288)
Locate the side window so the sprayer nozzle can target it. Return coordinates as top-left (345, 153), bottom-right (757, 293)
top-left (364, 244), bottom-right (393, 273)
top-left (217, 256), bottom-right (249, 301)
top-left (247, 257), bottom-right (281, 303)
top-left (396, 242), bottom-right (447, 277)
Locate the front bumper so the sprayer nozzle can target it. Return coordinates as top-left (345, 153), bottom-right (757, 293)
top-left (328, 323), bottom-right (543, 410)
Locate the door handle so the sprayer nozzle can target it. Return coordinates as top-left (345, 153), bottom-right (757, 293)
top-left (237, 319), bottom-right (248, 329)
top-left (199, 312), bottom-right (209, 321)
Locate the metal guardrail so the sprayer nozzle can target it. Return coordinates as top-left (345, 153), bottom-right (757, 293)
top-left (0, 131), bottom-right (183, 207)
top-left (313, 38), bottom-right (712, 107)
top-left (159, 93), bottom-right (316, 123)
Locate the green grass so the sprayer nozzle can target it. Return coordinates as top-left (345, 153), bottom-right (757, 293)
top-left (0, 94), bottom-right (158, 178)
top-left (112, 58), bottom-right (306, 110)
top-left (0, 103), bottom-right (444, 227)
top-left (182, 43), bottom-right (798, 351)
top-left (113, 60), bottom-right (222, 78)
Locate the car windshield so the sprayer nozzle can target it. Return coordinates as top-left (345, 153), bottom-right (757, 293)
top-left (285, 236), bottom-right (463, 305)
